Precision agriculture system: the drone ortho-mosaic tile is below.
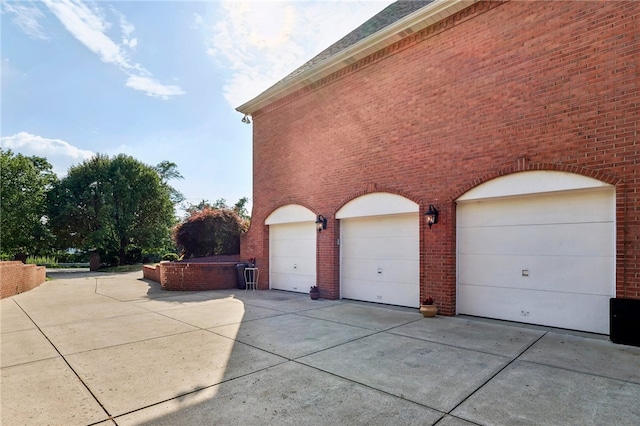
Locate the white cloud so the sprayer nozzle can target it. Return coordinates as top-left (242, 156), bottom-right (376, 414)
top-left (2, 2), bottom-right (49, 40)
top-left (43, 0), bottom-right (129, 67)
top-left (118, 12), bottom-right (135, 38)
top-left (126, 75), bottom-right (186, 100)
top-left (192, 13), bottom-right (204, 30)
top-left (208, 0), bottom-right (393, 108)
top-left (125, 38), bottom-right (138, 49)
top-left (116, 9), bottom-right (137, 49)
top-left (0, 132), bottom-right (95, 176)
top-left (39, 0), bottom-right (183, 99)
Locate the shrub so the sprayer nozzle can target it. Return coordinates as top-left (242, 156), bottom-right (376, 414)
top-left (142, 252), bottom-right (162, 263)
top-left (56, 250), bottom-right (90, 263)
top-left (173, 208), bottom-right (247, 258)
top-left (125, 247), bottom-right (142, 264)
top-left (162, 253), bottom-right (180, 262)
top-left (26, 255), bottom-right (58, 267)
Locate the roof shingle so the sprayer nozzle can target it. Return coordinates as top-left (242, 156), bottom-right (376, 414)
top-left (279, 0), bottom-right (434, 84)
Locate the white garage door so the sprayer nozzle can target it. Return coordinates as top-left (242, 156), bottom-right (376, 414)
top-left (341, 213), bottom-right (420, 307)
top-left (457, 185), bottom-right (615, 334)
top-left (269, 222), bottom-right (316, 293)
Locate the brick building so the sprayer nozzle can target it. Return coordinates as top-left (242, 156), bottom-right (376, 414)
top-left (237, 0), bottom-right (639, 335)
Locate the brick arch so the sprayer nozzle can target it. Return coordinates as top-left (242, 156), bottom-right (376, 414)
top-left (452, 162), bottom-right (622, 201)
top-left (334, 185), bottom-right (423, 216)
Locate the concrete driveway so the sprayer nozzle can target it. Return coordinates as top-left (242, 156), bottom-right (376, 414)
top-left (2, 271), bottom-right (639, 425)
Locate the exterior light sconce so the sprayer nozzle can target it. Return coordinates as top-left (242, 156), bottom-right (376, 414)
top-left (241, 114), bottom-right (251, 124)
top-left (316, 215), bottom-right (327, 233)
top-left (425, 205), bottom-right (439, 229)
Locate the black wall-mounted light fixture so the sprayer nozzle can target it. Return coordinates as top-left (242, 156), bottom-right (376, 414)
top-left (425, 205), bottom-right (439, 229)
top-left (316, 215), bottom-right (327, 233)
top-left (241, 114), bottom-right (251, 124)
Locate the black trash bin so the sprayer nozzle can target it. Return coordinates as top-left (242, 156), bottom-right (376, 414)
top-left (235, 263), bottom-right (249, 289)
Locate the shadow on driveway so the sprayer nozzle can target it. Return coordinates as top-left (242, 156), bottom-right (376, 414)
top-left (2, 271), bottom-right (639, 425)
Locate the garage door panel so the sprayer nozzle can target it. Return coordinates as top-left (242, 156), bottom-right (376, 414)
top-left (269, 222), bottom-right (317, 240)
top-left (342, 278), bottom-right (420, 307)
top-left (458, 284), bottom-right (610, 334)
top-left (272, 238), bottom-right (316, 255)
top-left (342, 215), bottom-right (417, 238)
top-left (343, 236), bottom-right (419, 260)
top-left (342, 259), bottom-right (419, 284)
top-left (341, 213), bottom-right (419, 308)
top-left (457, 185), bottom-right (614, 334)
top-left (459, 223), bottom-right (614, 257)
top-left (458, 190), bottom-right (614, 227)
top-left (459, 254), bottom-right (614, 295)
top-left (270, 222), bottom-right (316, 293)
top-left (271, 256), bottom-right (315, 275)
top-left (270, 272), bottom-right (315, 292)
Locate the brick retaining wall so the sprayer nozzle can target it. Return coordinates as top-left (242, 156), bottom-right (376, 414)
top-left (0, 261), bottom-right (46, 299)
top-left (143, 262), bottom-right (244, 291)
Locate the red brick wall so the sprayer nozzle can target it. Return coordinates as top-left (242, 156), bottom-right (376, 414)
top-left (0, 261), bottom-right (46, 299)
top-left (143, 262), bottom-right (243, 291)
top-left (243, 0), bottom-right (640, 313)
top-left (143, 264), bottom-right (161, 283)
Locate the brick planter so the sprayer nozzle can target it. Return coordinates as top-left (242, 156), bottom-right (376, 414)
top-left (143, 262), bottom-right (241, 291)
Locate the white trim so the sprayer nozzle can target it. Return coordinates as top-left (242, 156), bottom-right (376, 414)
top-left (457, 171), bottom-right (612, 202)
top-left (336, 193), bottom-right (418, 219)
top-left (237, 0), bottom-right (477, 114)
top-left (265, 204), bottom-right (315, 224)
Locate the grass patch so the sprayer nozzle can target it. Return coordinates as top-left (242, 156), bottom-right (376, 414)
top-left (26, 255), bottom-right (58, 267)
top-left (97, 264), bottom-right (144, 273)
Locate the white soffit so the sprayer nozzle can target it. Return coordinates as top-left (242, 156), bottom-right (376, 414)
top-left (336, 193), bottom-right (419, 219)
top-left (237, 0), bottom-right (477, 114)
top-left (457, 171), bottom-right (612, 202)
top-left (265, 204), bottom-right (316, 224)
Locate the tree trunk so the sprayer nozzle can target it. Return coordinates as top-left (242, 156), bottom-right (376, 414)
top-left (118, 239), bottom-right (127, 266)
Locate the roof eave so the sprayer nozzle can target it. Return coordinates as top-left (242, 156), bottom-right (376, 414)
top-left (236, 0), bottom-right (477, 115)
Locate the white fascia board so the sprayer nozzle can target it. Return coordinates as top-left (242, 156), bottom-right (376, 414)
top-left (236, 0), bottom-right (477, 114)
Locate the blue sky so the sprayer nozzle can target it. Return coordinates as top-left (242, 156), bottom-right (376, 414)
top-left (1, 0), bottom-right (393, 213)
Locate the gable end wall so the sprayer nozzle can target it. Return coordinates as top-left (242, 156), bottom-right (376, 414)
top-left (242, 0), bottom-right (640, 312)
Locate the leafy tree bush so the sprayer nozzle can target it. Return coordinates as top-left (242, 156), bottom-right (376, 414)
top-left (185, 197), bottom-right (250, 223)
top-left (54, 250), bottom-right (90, 263)
top-left (47, 154), bottom-right (180, 265)
top-left (162, 253), bottom-right (180, 262)
top-left (0, 149), bottom-right (57, 256)
top-left (173, 208), bottom-right (248, 258)
top-left (142, 252), bottom-right (161, 263)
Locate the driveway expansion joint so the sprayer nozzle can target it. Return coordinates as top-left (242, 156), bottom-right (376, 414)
top-left (11, 298), bottom-right (113, 421)
top-left (4, 272), bottom-right (638, 425)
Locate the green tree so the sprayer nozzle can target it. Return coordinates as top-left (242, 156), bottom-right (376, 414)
top-left (174, 207), bottom-right (248, 258)
top-left (0, 149), bottom-right (58, 256)
top-left (154, 160), bottom-right (185, 205)
top-left (47, 154), bottom-right (178, 265)
top-left (186, 197), bottom-right (250, 221)
top-left (232, 197), bottom-right (250, 221)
